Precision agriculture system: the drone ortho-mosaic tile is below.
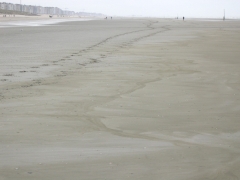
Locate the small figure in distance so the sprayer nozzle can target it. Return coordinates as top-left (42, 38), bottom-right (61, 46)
top-left (111, 17), bottom-right (112, 19)
top-left (183, 17), bottom-right (185, 21)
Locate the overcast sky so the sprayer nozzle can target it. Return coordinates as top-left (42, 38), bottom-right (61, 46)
top-left (3, 0), bottom-right (240, 18)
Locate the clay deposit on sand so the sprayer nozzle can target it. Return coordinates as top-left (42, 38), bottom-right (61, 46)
top-left (0, 18), bottom-right (240, 180)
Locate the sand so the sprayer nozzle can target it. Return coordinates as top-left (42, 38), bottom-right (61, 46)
top-left (0, 18), bottom-right (240, 180)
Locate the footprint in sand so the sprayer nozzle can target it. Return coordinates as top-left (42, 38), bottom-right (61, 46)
top-left (3, 74), bottom-right (14, 76)
top-left (90, 59), bottom-right (98, 63)
top-left (56, 74), bottom-right (67, 77)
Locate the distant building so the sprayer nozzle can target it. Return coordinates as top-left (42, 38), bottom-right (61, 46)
top-left (0, 2), bottom-right (7, 10)
top-left (14, 4), bottom-right (22, 11)
top-left (0, 2), bottom-right (4, 9)
top-left (0, 1), bottom-right (102, 16)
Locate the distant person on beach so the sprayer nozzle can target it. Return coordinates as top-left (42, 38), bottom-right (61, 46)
top-left (183, 17), bottom-right (185, 21)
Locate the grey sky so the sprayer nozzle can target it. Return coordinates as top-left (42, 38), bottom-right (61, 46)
top-left (3, 0), bottom-right (240, 18)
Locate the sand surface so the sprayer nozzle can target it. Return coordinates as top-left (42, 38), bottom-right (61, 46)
top-left (0, 18), bottom-right (240, 180)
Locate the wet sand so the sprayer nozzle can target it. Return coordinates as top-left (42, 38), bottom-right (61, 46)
top-left (0, 15), bottom-right (94, 28)
top-left (0, 18), bottom-right (240, 180)
top-left (0, 14), bottom-right (72, 22)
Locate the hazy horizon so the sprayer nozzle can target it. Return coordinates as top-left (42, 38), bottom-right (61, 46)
top-left (2, 0), bottom-right (240, 18)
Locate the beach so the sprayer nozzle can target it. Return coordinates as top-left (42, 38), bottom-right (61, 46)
top-left (0, 17), bottom-right (240, 180)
